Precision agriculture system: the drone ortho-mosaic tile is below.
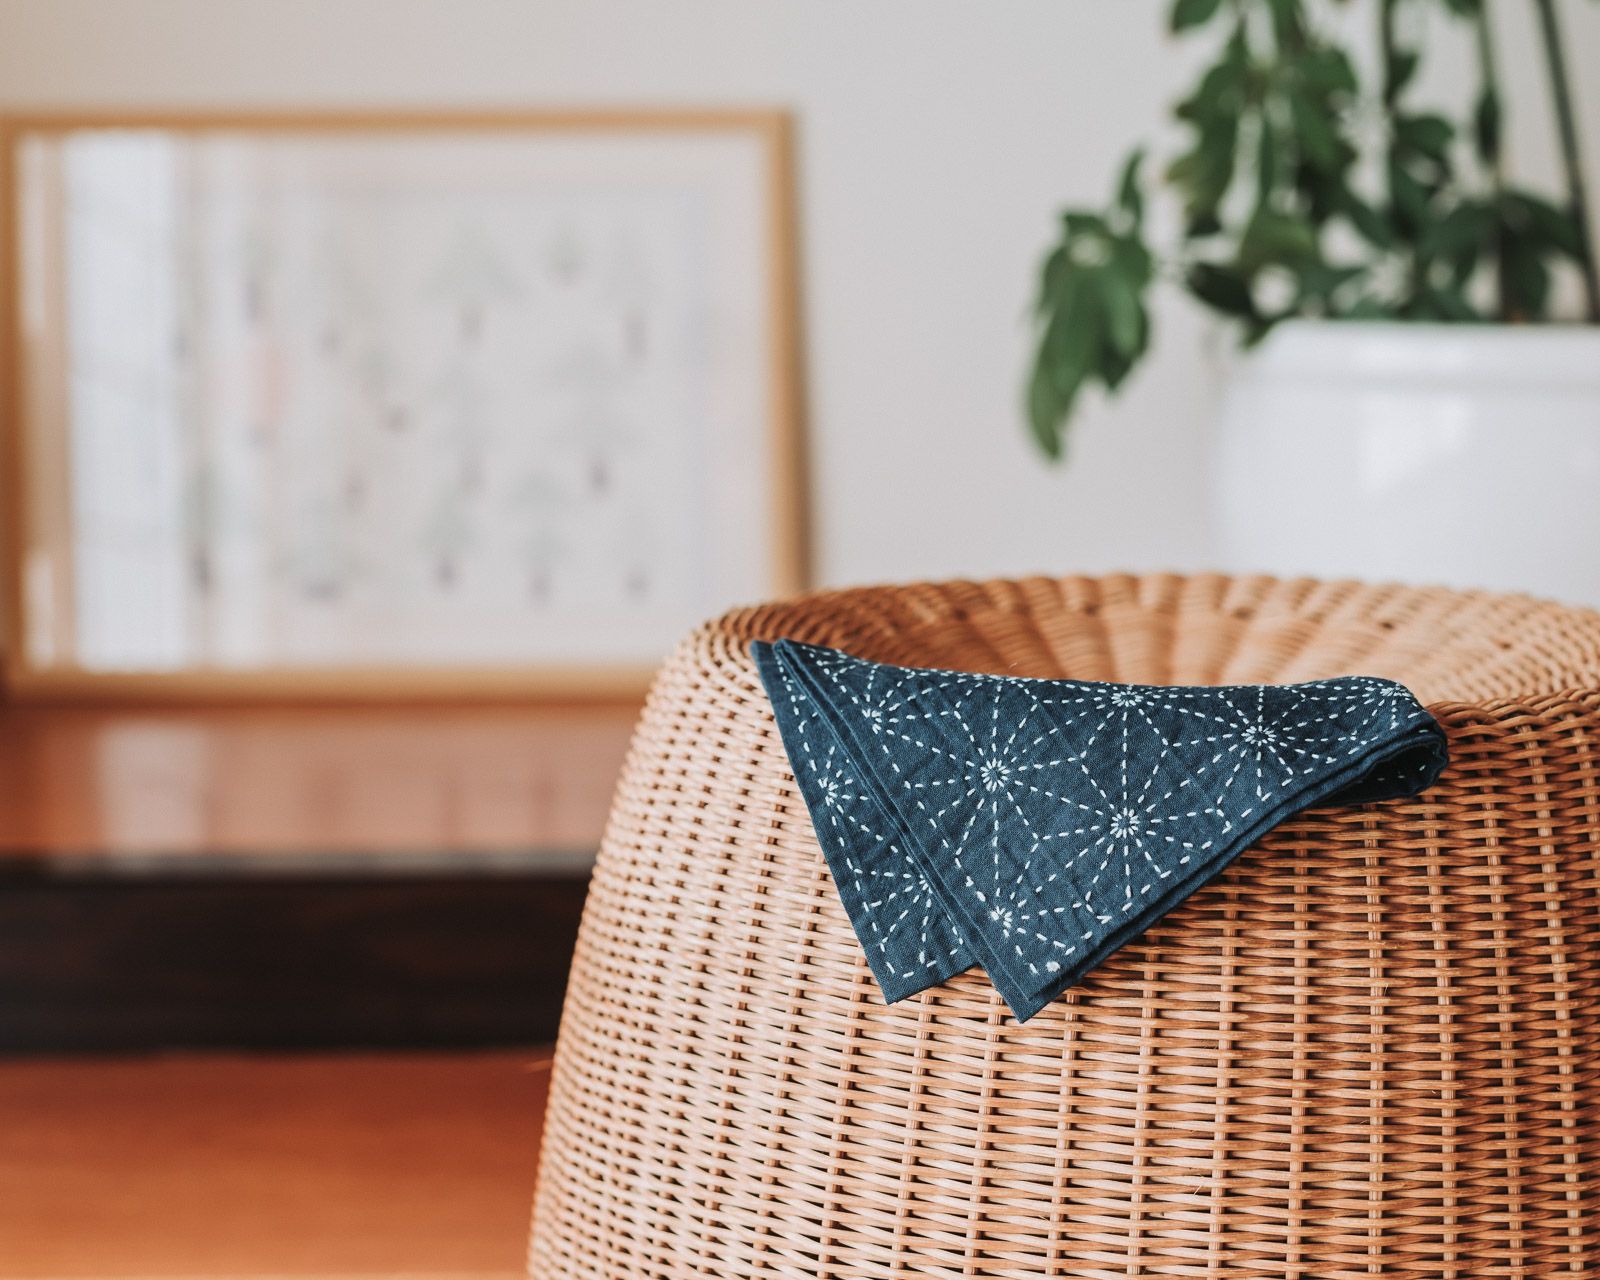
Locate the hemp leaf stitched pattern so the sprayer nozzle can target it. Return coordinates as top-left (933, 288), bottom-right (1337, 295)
top-left (753, 639), bottom-right (1448, 1021)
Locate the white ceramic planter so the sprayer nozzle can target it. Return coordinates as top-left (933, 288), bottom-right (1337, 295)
top-left (1214, 320), bottom-right (1600, 607)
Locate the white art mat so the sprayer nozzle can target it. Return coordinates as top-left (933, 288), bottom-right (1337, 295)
top-left (25, 127), bottom-right (778, 670)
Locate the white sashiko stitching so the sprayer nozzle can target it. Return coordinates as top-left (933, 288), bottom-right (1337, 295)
top-left (754, 639), bottom-right (1448, 1021)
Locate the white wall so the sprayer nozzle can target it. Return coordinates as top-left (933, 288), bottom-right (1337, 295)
top-left (2, 0), bottom-right (1596, 591)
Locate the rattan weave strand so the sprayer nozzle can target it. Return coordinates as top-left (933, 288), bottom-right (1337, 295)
top-left (529, 574), bottom-right (1600, 1278)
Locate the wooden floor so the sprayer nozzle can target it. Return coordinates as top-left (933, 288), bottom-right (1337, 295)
top-left (0, 1050), bottom-right (553, 1280)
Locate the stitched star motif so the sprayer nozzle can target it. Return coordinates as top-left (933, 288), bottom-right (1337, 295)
top-left (754, 640), bottom-right (1447, 1020)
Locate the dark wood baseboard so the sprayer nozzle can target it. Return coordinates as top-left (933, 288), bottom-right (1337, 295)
top-left (0, 854), bottom-right (590, 1054)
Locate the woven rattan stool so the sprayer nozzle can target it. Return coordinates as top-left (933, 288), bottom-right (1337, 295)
top-left (530, 574), bottom-right (1600, 1279)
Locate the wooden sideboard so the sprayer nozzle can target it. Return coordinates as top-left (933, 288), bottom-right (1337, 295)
top-left (0, 701), bottom-right (637, 1053)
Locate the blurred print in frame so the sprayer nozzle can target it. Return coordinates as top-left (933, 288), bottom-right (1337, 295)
top-left (0, 110), bottom-right (803, 698)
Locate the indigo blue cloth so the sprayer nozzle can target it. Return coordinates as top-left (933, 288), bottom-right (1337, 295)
top-left (753, 639), bottom-right (1447, 1021)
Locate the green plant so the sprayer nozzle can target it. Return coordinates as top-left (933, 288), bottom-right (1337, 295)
top-left (1027, 0), bottom-right (1600, 460)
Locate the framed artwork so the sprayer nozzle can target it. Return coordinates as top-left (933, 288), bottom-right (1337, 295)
top-left (0, 110), bottom-right (805, 699)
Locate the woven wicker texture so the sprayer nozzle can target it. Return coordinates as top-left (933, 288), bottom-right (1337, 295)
top-left (529, 574), bottom-right (1600, 1279)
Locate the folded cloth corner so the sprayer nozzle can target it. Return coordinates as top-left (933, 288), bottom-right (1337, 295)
top-left (753, 638), bottom-right (1447, 1022)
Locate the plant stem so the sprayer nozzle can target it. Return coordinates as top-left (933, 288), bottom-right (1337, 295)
top-left (1378, 0), bottom-right (1399, 110)
top-left (1378, 0), bottom-right (1420, 308)
top-left (1474, 2), bottom-right (1509, 319)
top-left (1533, 0), bottom-right (1600, 322)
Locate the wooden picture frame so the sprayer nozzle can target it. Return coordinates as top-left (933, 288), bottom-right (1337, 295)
top-left (0, 109), bottom-right (805, 702)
